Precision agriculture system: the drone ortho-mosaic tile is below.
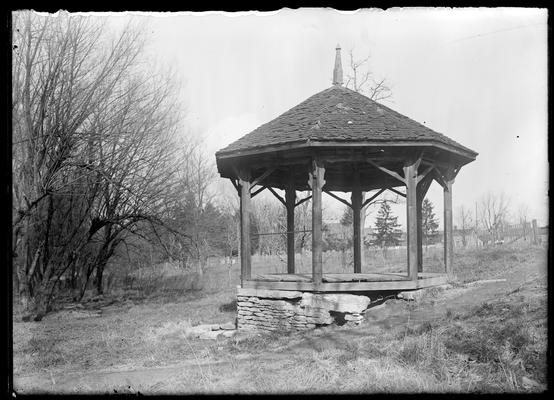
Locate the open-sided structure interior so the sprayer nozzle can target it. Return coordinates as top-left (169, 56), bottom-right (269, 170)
top-left (215, 45), bottom-right (477, 294)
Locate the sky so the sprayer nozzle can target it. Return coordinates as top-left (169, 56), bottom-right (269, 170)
top-left (99, 8), bottom-right (548, 228)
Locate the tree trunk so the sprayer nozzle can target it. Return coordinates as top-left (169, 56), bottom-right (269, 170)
top-left (95, 262), bottom-right (105, 295)
top-left (30, 279), bottom-right (56, 321)
top-left (94, 225), bottom-right (115, 296)
top-left (17, 261), bottom-right (29, 310)
top-left (78, 264), bottom-right (95, 301)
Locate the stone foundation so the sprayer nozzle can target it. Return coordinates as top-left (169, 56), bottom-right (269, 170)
top-left (236, 287), bottom-right (371, 332)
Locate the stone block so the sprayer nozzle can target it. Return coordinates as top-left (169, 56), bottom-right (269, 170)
top-left (344, 313), bottom-right (364, 321)
top-left (198, 330), bottom-right (225, 340)
top-left (258, 299), bottom-right (297, 310)
top-left (397, 290), bottom-right (424, 301)
top-left (300, 293), bottom-right (370, 314)
top-left (184, 324), bottom-right (220, 338)
top-left (238, 306), bottom-right (256, 311)
top-left (220, 321), bottom-right (236, 330)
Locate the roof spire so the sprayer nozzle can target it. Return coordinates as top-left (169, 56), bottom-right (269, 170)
top-left (332, 44), bottom-right (343, 86)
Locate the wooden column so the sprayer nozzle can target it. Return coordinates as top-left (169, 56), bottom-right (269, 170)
top-left (310, 160), bottom-right (325, 289)
top-left (285, 177), bottom-right (296, 274)
top-left (416, 176), bottom-right (433, 272)
top-left (416, 196), bottom-right (423, 273)
top-left (351, 168), bottom-right (363, 273)
top-left (443, 179), bottom-right (454, 276)
top-left (238, 171), bottom-right (251, 287)
top-left (403, 161), bottom-right (419, 281)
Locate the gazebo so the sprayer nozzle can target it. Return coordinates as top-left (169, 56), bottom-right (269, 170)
top-left (216, 46), bottom-right (477, 294)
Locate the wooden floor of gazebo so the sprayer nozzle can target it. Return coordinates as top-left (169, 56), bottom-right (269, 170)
top-left (243, 272), bottom-right (447, 292)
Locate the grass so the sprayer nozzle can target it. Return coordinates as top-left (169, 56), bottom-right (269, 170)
top-left (451, 242), bottom-right (544, 283)
top-left (12, 242), bottom-right (547, 394)
top-left (248, 244), bottom-right (445, 276)
top-left (13, 290), bottom-right (237, 377)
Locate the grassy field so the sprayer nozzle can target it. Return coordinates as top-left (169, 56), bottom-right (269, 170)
top-left (12, 242), bottom-right (548, 394)
top-left (248, 244), bottom-right (445, 276)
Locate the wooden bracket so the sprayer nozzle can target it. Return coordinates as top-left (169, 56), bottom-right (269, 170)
top-left (361, 188), bottom-right (387, 208)
top-left (403, 155), bottom-right (423, 179)
top-left (235, 167), bottom-right (251, 182)
top-left (417, 174), bottom-right (434, 202)
top-left (387, 187), bottom-right (406, 198)
top-left (366, 158), bottom-right (406, 184)
top-left (230, 178), bottom-right (239, 193)
top-left (251, 167), bottom-right (275, 188)
top-left (251, 186), bottom-right (266, 198)
top-left (308, 160), bottom-right (326, 190)
top-left (267, 187), bottom-right (286, 206)
top-left (432, 167), bottom-right (448, 189)
top-left (414, 150), bottom-right (424, 170)
top-left (448, 165), bottom-right (460, 182)
top-left (434, 165), bottom-right (458, 187)
top-left (417, 164), bottom-right (435, 184)
top-left (295, 195), bottom-right (312, 207)
top-left (324, 190), bottom-right (352, 208)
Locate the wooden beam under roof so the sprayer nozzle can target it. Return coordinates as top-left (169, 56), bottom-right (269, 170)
top-left (323, 189), bottom-right (352, 208)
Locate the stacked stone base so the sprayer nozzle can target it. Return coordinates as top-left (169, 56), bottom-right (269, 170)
top-left (237, 288), bottom-right (371, 332)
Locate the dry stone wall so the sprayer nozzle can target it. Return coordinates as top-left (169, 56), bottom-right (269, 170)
top-left (236, 288), bottom-right (371, 332)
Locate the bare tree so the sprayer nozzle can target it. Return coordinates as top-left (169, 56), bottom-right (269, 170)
top-left (12, 11), bottom-right (184, 319)
top-left (156, 136), bottom-right (223, 278)
top-left (516, 203), bottom-right (530, 241)
top-left (344, 48), bottom-right (392, 102)
top-left (478, 192), bottom-right (510, 244)
top-left (457, 205), bottom-right (473, 248)
top-left (252, 196), bottom-right (287, 257)
top-left (218, 197), bottom-right (240, 286)
top-left (294, 195), bottom-right (312, 266)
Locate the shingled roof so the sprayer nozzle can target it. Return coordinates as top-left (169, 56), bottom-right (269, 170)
top-left (216, 85), bottom-right (477, 159)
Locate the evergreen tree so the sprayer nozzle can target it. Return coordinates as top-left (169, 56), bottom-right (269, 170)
top-left (370, 201), bottom-right (402, 248)
top-left (422, 198), bottom-right (439, 246)
top-left (340, 206), bottom-right (353, 226)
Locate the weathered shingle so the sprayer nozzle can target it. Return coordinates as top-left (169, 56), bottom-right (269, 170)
top-left (216, 85), bottom-right (477, 157)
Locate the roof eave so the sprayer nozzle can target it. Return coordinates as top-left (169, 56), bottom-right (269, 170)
top-left (215, 139), bottom-right (477, 162)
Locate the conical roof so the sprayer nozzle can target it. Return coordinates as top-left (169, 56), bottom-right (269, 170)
top-left (216, 85), bottom-right (477, 160)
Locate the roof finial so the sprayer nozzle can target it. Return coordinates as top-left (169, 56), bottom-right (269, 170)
top-left (333, 44), bottom-right (343, 86)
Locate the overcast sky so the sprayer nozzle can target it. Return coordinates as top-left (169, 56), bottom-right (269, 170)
top-left (102, 8), bottom-right (547, 228)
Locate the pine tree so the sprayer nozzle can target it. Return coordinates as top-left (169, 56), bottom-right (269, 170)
top-left (371, 201), bottom-right (402, 248)
top-left (340, 206), bottom-right (353, 226)
top-left (335, 205), bottom-right (352, 253)
top-left (422, 198), bottom-right (439, 246)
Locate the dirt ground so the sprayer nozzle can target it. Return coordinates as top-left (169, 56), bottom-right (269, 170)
top-left (12, 244), bottom-right (548, 394)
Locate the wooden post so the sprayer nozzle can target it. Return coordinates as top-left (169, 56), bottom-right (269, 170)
top-left (238, 171), bottom-right (251, 287)
top-left (285, 177), bottom-right (296, 274)
top-left (416, 176), bottom-right (433, 272)
top-left (360, 197), bottom-right (367, 268)
top-left (351, 169), bottom-right (363, 273)
top-left (416, 195), bottom-right (423, 273)
top-left (404, 161), bottom-right (419, 281)
top-left (310, 159), bottom-right (325, 289)
top-left (532, 219), bottom-right (539, 245)
top-left (443, 179), bottom-right (454, 276)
